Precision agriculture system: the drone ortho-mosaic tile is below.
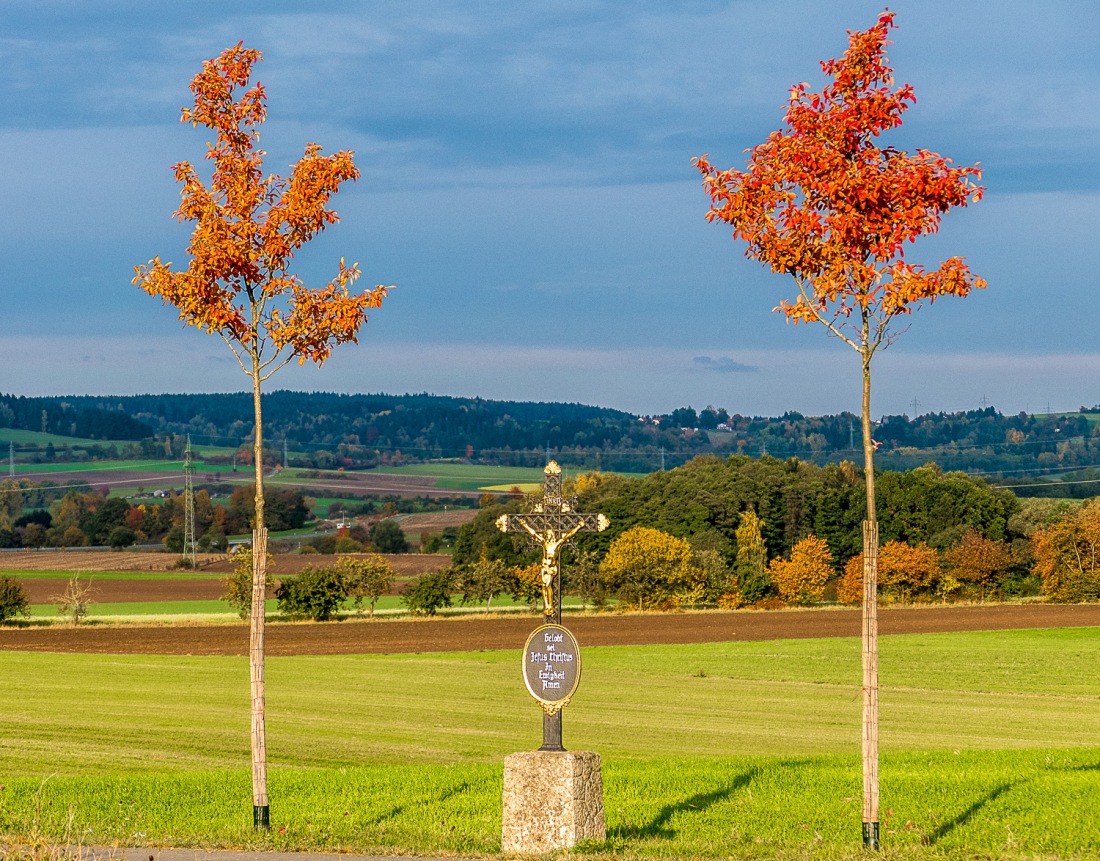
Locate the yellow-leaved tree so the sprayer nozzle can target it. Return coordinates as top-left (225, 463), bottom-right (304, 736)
top-left (134, 44), bottom-right (389, 830)
top-left (769, 535), bottom-right (833, 605)
top-left (600, 526), bottom-right (705, 610)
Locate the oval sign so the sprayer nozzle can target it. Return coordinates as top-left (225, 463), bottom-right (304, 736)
top-left (522, 623), bottom-right (582, 710)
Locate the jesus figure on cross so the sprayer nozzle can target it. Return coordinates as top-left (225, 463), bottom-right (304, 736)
top-left (496, 461), bottom-right (609, 620)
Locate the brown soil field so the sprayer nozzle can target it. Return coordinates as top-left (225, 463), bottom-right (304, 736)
top-left (195, 553), bottom-right (450, 578)
top-left (0, 550), bottom-right (222, 572)
top-left (397, 510), bottom-right (479, 532)
top-left (12, 553), bottom-right (451, 603)
top-left (2, 603), bottom-right (1098, 657)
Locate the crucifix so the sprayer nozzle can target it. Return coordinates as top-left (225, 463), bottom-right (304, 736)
top-left (497, 461), bottom-right (609, 623)
top-left (497, 461), bottom-right (609, 751)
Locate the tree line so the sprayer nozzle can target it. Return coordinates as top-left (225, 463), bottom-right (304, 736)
top-left (0, 482), bottom-right (310, 551)
top-left (3, 393), bottom-right (1099, 492)
top-left (437, 454), bottom-right (1099, 609)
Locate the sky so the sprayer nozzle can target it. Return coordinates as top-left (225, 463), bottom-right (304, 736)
top-left (0, 1), bottom-right (1097, 419)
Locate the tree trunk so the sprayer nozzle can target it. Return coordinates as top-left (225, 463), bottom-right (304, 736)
top-left (860, 341), bottom-right (880, 850)
top-left (249, 356), bottom-right (270, 830)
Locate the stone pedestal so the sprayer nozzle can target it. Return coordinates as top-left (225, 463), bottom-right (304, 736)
top-left (502, 750), bottom-right (605, 853)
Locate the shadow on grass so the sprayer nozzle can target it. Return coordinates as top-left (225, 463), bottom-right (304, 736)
top-left (1065, 761), bottom-right (1100, 772)
top-left (928, 783), bottom-right (1012, 845)
top-left (361, 779), bottom-right (473, 827)
top-left (610, 767), bottom-right (760, 840)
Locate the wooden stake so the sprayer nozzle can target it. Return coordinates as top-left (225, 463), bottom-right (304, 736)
top-left (250, 525), bottom-right (269, 823)
top-left (861, 519), bottom-right (879, 848)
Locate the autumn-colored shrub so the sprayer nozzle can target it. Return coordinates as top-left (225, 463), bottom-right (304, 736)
top-left (768, 535), bottom-right (834, 605)
top-left (944, 530), bottom-right (1013, 599)
top-left (837, 556), bottom-right (863, 605)
top-left (839, 540), bottom-right (941, 604)
top-left (731, 508), bottom-right (771, 606)
top-left (511, 563), bottom-right (543, 611)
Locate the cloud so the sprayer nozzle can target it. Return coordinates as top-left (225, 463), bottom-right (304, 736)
top-left (693, 356), bottom-right (758, 374)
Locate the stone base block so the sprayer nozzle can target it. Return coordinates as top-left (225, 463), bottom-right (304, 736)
top-left (502, 750), bottom-right (605, 853)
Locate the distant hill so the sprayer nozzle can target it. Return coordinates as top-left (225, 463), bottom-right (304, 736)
top-left (1, 392), bottom-right (1098, 497)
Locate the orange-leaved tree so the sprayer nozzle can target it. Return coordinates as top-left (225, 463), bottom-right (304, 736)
top-left (134, 44), bottom-right (389, 830)
top-left (695, 11), bottom-right (983, 848)
top-left (1031, 499), bottom-right (1100, 602)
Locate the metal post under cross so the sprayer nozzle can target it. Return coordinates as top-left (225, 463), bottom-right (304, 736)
top-left (496, 461), bottom-right (609, 752)
top-left (496, 461), bottom-right (609, 623)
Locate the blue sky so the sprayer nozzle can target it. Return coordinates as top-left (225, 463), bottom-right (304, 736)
top-left (0, 1), bottom-right (1096, 418)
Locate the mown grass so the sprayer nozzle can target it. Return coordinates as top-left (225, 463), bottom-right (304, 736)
top-left (3, 750), bottom-right (1098, 857)
top-left (374, 462), bottom-right (548, 491)
top-left (1, 628), bottom-right (1098, 857)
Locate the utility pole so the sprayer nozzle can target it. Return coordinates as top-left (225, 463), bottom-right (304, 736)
top-left (283, 438), bottom-right (288, 469)
top-left (183, 434), bottom-right (197, 566)
top-left (8, 441), bottom-right (13, 478)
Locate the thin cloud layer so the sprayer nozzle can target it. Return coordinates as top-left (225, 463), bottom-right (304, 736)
top-left (0, 1), bottom-right (1096, 415)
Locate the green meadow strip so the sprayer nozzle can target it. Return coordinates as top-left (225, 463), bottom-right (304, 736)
top-left (2, 752), bottom-right (1098, 857)
top-left (0, 629), bottom-right (1098, 856)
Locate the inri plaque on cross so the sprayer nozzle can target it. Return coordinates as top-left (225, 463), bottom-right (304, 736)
top-left (497, 461), bottom-right (609, 751)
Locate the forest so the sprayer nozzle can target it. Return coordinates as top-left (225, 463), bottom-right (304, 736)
top-left (1, 392), bottom-right (1100, 496)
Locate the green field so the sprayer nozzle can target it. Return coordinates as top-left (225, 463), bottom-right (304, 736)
top-left (1, 627), bottom-right (1099, 857)
top-left (372, 461), bottom-right (648, 492)
top-left (0, 428), bottom-right (140, 448)
top-left (374, 462), bottom-right (549, 491)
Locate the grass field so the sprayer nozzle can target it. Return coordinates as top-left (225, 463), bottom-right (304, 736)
top-left (374, 462), bottom-right (549, 491)
top-left (1, 627), bottom-right (1099, 857)
top-left (0, 429), bottom-right (139, 448)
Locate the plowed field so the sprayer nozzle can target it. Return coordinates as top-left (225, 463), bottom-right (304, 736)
top-left (2, 603), bottom-right (1098, 657)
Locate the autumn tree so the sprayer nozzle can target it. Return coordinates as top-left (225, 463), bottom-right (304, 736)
top-left (696, 11), bottom-right (983, 846)
top-left (600, 526), bottom-right (705, 610)
top-left (134, 44), bottom-right (389, 830)
top-left (1031, 499), bottom-right (1100, 602)
top-left (731, 507), bottom-right (770, 606)
top-left (839, 539), bottom-right (941, 604)
top-left (944, 529), bottom-right (1013, 600)
top-left (769, 535), bottom-right (833, 605)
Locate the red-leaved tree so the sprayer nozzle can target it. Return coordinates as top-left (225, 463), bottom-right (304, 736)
top-left (695, 11), bottom-right (983, 847)
top-left (134, 44), bottom-right (389, 829)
